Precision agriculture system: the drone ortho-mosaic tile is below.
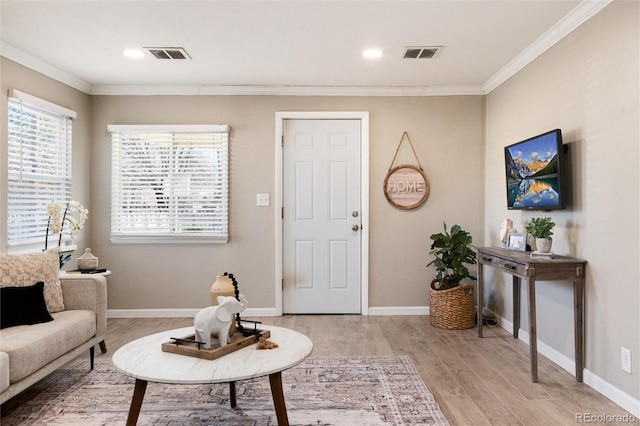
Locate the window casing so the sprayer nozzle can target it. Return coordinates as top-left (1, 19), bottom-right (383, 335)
top-left (108, 125), bottom-right (229, 244)
top-left (7, 90), bottom-right (75, 249)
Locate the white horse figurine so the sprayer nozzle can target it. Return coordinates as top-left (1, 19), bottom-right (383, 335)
top-left (194, 295), bottom-right (248, 348)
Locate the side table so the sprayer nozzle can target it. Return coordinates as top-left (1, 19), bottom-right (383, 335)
top-left (60, 270), bottom-right (112, 277)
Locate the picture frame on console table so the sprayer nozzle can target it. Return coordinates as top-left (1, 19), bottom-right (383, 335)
top-left (507, 233), bottom-right (527, 251)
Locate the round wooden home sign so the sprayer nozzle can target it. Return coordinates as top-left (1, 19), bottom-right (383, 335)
top-left (383, 164), bottom-right (430, 210)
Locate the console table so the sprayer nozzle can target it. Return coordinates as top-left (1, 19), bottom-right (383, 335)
top-left (476, 247), bottom-right (586, 383)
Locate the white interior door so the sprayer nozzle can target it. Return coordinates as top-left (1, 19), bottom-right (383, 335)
top-left (283, 119), bottom-right (361, 314)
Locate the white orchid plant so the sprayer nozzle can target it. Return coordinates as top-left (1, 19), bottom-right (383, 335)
top-left (45, 200), bottom-right (89, 267)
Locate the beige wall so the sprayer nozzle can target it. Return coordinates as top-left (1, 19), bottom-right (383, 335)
top-left (0, 58), bottom-right (92, 254)
top-left (485, 0), bottom-right (639, 400)
top-left (90, 95), bottom-right (485, 311)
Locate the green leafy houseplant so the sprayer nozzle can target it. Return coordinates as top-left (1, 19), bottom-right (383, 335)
top-left (525, 217), bottom-right (555, 239)
top-left (427, 222), bottom-right (477, 291)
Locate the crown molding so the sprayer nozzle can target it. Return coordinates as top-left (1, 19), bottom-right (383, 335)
top-left (199, 85), bottom-right (434, 96)
top-left (91, 85), bottom-right (202, 96)
top-left (1, 42), bottom-right (92, 94)
top-left (91, 84), bottom-right (485, 97)
top-left (422, 85), bottom-right (486, 96)
top-left (483, 0), bottom-right (613, 93)
top-left (196, 84), bottom-right (487, 97)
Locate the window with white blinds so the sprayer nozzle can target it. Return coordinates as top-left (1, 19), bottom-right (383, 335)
top-left (108, 125), bottom-right (229, 244)
top-left (7, 90), bottom-right (75, 248)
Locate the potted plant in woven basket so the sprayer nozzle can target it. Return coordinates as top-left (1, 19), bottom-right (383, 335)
top-left (427, 222), bottom-right (477, 330)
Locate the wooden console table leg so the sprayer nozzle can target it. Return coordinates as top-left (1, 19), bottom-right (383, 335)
top-left (269, 372), bottom-right (289, 426)
top-left (99, 340), bottom-right (107, 353)
top-left (229, 381), bottom-right (237, 408)
top-left (574, 270), bottom-right (584, 382)
top-left (477, 261), bottom-right (484, 337)
top-left (526, 277), bottom-right (538, 383)
top-left (513, 276), bottom-right (521, 339)
top-left (126, 378), bottom-right (148, 426)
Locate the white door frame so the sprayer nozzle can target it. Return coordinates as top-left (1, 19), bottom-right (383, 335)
top-left (275, 111), bottom-right (369, 316)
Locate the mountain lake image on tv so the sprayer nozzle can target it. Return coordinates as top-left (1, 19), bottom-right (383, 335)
top-left (505, 129), bottom-right (565, 210)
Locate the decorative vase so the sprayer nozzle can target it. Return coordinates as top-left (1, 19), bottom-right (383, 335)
top-left (210, 274), bottom-right (236, 336)
top-left (535, 238), bottom-right (552, 253)
top-left (77, 248), bottom-right (98, 271)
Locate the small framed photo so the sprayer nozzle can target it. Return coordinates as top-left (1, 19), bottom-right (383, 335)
top-left (507, 233), bottom-right (527, 251)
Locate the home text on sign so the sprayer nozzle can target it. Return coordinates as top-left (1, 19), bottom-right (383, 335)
top-left (387, 180), bottom-right (426, 194)
top-left (383, 165), bottom-right (429, 210)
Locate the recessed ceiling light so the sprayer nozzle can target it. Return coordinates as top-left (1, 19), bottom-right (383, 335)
top-left (362, 48), bottom-right (383, 59)
top-left (123, 49), bottom-right (145, 59)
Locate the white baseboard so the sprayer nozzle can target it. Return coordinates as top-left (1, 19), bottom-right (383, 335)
top-left (368, 306), bottom-right (430, 316)
top-left (499, 317), bottom-right (639, 418)
top-left (500, 317), bottom-right (577, 374)
top-left (107, 307), bottom-right (278, 318)
top-left (108, 306), bottom-right (431, 318)
top-left (583, 370), bottom-right (640, 418)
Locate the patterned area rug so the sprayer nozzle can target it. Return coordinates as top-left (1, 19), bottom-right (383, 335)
top-left (1, 355), bottom-right (449, 425)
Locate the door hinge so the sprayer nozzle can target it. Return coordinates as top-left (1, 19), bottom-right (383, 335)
top-left (281, 207), bottom-right (284, 219)
top-left (281, 135), bottom-right (284, 147)
top-left (282, 278), bottom-right (284, 289)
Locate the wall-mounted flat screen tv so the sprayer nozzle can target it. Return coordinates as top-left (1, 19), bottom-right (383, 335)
top-left (504, 129), bottom-right (566, 210)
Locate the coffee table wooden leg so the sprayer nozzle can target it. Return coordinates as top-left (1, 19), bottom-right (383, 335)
top-left (229, 381), bottom-right (237, 408)
top-left (126, 378), bottom-right (148, 426)
top-left (269, 372), bottom-right (289, 426)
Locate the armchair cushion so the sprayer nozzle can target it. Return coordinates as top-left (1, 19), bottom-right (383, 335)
top-left (0, 249), bottom-right (64, 313)
top-left (0, 282), bottom-right (53, 329)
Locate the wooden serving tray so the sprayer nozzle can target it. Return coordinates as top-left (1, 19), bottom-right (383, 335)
top-left (161, 329), bottom-right (270, 360)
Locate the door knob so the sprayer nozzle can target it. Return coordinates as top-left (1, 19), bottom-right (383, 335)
top-left (352, 224), bottom-right (359, 231)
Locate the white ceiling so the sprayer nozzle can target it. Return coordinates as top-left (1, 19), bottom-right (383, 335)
top-left (0, 0), bottom-right (611, 96)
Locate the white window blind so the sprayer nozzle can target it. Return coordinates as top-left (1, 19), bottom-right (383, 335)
top-left (7, 90), bottom-right (75, 247)
top-left (108, 125), bottom-right (229, 244)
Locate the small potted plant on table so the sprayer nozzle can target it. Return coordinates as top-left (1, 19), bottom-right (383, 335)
top-left (525, 217), bottom-right (555, 253)
top-left (427, 222), bottom-right (477, 330)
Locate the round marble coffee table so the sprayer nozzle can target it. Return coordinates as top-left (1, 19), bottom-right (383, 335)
top-left (112, 324), bottom-right (313, 426)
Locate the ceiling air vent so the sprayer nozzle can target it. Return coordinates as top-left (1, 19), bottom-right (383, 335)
top-left (402, 46), bottom-right (442, 59)
top-left (145, 47), bottom-right (191, 60)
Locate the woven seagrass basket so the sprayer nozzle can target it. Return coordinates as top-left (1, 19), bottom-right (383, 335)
top-left (429, 280), bottom-right (475, 330)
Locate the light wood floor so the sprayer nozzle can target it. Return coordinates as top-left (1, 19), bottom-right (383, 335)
top-left (99, 315), bottom-right (632, 426)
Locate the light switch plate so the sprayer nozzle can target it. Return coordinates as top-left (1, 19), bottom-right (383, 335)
top-left (256, 193), bottom-right (270, 207)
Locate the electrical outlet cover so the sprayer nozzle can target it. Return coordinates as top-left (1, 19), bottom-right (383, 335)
top-left (621, 347), bottom-right (632, 374)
